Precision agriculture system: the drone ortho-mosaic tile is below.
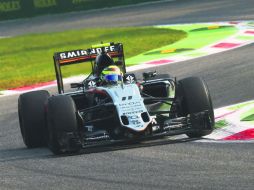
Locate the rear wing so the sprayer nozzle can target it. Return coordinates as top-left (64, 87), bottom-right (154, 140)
top-left (53, 42), bottom-right (126, 93)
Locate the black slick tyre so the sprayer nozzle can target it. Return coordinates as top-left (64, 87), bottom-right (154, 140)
top-left (46, 95), bottom-right (81, 155)
top-left (18, 90), bottom-right (50, 148)
top-left (177, 77), bottom-right (214, 138)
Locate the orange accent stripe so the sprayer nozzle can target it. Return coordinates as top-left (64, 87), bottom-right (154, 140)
top-left (59, 56), bottom-right (96, 64)
top-left (59, 52), bottom-right (121, 64)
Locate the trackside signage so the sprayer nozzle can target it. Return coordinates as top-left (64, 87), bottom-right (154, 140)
top-left (0, 0), bottom-right (161, 21)
top-left (33, 0), bottom-right (57, 8)
top-left (0, 0), bottom-right (21, 12)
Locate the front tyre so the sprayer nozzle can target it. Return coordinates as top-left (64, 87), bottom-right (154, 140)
top-left (46, 95), bottom-right (81, 155)
top-left (18, 90), bottom-right (50, 148)
top-left (177, 77), bottom-right (214, 138)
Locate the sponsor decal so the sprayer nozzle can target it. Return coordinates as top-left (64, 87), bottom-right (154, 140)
top-left (0, 0), bottom-right (20, 12)
top-left (122, 96), bottom-right (132, 101)
top-left (59, 46), bottom-right (115, 60)
top-left (88, 81), bottom-right (96, 87)
top-left (119, 100), bottom-right (144, 116)
top-left (125, 75), bottom-right (135, 84)
top-left (124, 74), bottom-right (136, 84)
top-left (33, 0), bottom-right (57, 8)
top-left (128, 115), bottom-right (141, 125)
top-left (59, 50), bottom-right (88, 60)
top-left (72, 0), bottom-right (89, 5)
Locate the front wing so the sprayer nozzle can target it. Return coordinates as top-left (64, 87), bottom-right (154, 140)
top-left (59, 111), bottom-right (211, 151)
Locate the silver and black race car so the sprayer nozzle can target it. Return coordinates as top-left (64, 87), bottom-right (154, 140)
top-left (18, 42), bottom-right (214, 155)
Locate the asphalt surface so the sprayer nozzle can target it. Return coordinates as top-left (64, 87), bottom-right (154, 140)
top-left (1, 0), bottom-right (254, 189)
top-left (1, 0), bottom-right (254, 37)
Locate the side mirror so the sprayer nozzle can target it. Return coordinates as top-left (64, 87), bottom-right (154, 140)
top-left (70, 83), bottom-right (84, 89)
top-left (143, 71), bottom-right (157, 80)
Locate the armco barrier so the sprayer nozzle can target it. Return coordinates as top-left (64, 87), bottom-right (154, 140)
top-left (0, 0), bottom-right (161, 21)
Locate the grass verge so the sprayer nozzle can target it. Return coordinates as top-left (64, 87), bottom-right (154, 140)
top-left (127, 24), bottom-right (237, 65)
top-left (0, 27), bottom-right (186, 90)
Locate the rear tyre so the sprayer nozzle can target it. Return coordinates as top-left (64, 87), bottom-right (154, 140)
top-left (18, 90), bottom-right (49, 148)
top-left (177, 77), bottom-right (214, 138)
top-left (46, 95), bottom-right (81, 155)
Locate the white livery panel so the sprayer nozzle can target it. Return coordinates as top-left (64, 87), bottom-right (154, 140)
top-left (98, 84), bottom-right (151, 132)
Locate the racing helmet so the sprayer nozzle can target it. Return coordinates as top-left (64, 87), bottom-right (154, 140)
top-left (101, 65), bottom-right (122, 84)
top-left (95, 52), bottom-right (114, 75)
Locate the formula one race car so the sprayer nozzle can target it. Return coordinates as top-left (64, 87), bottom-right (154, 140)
top-left (18, 42), bottom-right (214, 155)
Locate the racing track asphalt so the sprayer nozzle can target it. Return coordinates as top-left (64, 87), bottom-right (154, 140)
top-left (1, 0), bottom-right (254, 189)
top-left (1, 0), bottom-right (254, 37)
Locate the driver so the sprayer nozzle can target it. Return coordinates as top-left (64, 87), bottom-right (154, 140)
top-left (94, 52), bottom-right (114, 76)
top-left (100, 65), bottom-right (122, 85)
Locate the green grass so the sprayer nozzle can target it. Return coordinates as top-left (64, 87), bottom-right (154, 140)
top-left (0, 27), bottom-right (186, 90)
top-left (228, 101), bottom-right (254, 111)
top-left (127, 25), bottom-right (237, 65)
top-left (215, 120), bottom-right (229, 129)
